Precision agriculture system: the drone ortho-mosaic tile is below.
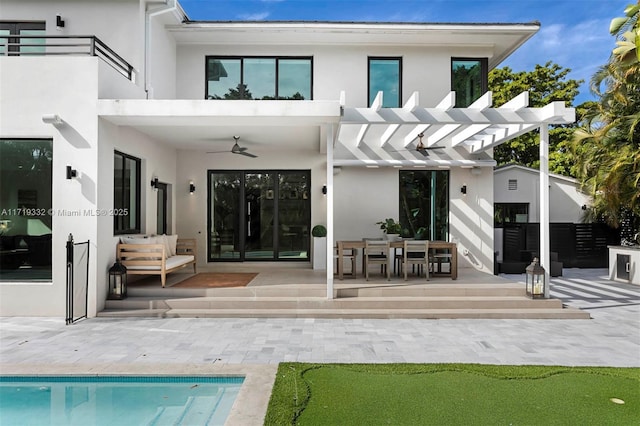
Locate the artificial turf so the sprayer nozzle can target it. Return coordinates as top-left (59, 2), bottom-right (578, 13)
top-left (264, 363), bottom-right (640, 425)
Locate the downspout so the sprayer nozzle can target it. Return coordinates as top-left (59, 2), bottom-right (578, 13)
top-left (145, 0), bottom-right (177, 99)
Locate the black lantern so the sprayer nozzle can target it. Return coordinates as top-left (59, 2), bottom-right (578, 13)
top-left (525, 257), bottom-right (546, 299)
top-left (108, 260), bottom-right (127, 300)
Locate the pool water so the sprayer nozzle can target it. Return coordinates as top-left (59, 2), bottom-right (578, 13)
top-left (0, 376), bottom-right (244, 426)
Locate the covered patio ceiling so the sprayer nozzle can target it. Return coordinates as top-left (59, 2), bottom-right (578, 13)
top-left (335, 90), bottom-right (575, 168)
top-left (98, 91), bottom-right (574, 163)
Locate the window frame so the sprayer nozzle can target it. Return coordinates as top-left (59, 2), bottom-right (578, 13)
top-left (0, 21), bottom-right (46, 55)
top-left (367, 56), bottom-right (402, 108)
top-left (113, 150), bottom-right (141, 235)
top-left (451, 57), bottom-right (488, 107)
top-left (205, 55), bottom-right (313, 100)
top-left (494, 202), bottom-right (529, 227)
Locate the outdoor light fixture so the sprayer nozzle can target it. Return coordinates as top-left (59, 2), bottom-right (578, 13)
top-left (525, 257), bottom-right (547, 299)
top-left (322, 185), bottom-right (327, 195)
top-left (460, 185), bottom-right (467, 195)
top-left (66, 165), bottom-right (77, 179)
top-left (108, 260), bottom-right (127, 300)
top-left (189, 181), bottom-right (196, 194)
top-left (150, 176), bottom-right (158, 190)
top-left (56, 14), bottom-right (65, 29)
top-left (42, 114), bottom-right (63, 125)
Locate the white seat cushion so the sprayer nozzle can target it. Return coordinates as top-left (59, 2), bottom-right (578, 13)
top-left (126, 255), bottom-right (194, 271)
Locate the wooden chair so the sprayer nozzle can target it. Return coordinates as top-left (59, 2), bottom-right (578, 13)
top-left (335, 246), bottom-right (358, 278)
top-left (365, 240), bottom-right (390, 281)
top-left (402, 240), bottom-right (430, 281)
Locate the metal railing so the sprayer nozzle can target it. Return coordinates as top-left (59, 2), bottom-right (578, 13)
top-left (1, 35), bottom-right (134, 81)
top-left (66, 234), bottom-right (90, 325)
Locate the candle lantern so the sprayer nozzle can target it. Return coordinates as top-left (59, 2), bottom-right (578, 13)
top-left (525, 257), bottom-right (546, 299)
top-left (108, 260), bottom-right (128, 300)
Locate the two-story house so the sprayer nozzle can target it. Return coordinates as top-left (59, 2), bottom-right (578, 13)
top-left (0, 0), bottom-right (574, 317)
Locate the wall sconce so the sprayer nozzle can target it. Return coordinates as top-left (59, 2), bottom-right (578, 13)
top-left (322, 185), bottom-right (327, 195)
top-left (150, 176), bottom-right (158, 190)
top-left (66, 165), bottom-right (77, 180)
top-left (189, 181), bottom-right (196, 194)
top-left (56, 14), bottom-right (65, 29)
top-left (460, 185), bottom-right (467, 195)
top-left (42, 114), bottom-right (63, 125)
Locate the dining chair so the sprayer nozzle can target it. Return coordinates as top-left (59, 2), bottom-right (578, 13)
top-left (335, 246), bottom-right (358, 278)
top-left (364, 240), bottom-right (390, 281)
top-left (402, 240), bottom-right (430, 281)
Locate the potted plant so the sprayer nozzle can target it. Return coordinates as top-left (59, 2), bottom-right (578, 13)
top-left (376, 218), bottom-right (402, 240)
top-left (312, 224), bottom-right (327, 270)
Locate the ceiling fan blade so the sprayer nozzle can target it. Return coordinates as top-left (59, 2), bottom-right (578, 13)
top-left (416, 148), bottom-right (430, 157)
top-left (235, 150), bottom-right (257, 158)
top-left (206, 150), bottom-right (229, 154)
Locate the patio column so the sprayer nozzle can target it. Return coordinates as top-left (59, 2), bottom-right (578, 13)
top-left (326, 125), bottom-right (335, 299)
top-left (539, 125), bottom-right (550, 298)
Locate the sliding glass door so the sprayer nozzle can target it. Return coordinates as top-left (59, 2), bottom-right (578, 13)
top-left (208, 170), bottom-right (310, 261)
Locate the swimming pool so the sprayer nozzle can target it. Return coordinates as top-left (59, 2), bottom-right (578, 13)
top-left (0, 376), bottom-right (244, 426)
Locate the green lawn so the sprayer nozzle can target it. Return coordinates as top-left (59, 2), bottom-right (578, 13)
top-left (265, 363), bottom-right (640, 425)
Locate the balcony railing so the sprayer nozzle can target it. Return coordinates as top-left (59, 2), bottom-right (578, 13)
top-left (1, 35), bottom-right (134, 81)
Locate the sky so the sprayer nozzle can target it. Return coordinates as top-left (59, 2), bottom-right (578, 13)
top-left (178, 0), bottom-right (631, 105)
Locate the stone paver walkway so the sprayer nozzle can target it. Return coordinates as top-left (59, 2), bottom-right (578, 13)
top-left (1, 269), bottom-right (638, 367)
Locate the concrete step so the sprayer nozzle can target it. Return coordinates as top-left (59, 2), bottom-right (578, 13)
top-left (163, 296), bottom-right (564, 310)
top-left (162, 307), bottom-right (590, 320)
top-left (126, 283), bottom-right (526, 298)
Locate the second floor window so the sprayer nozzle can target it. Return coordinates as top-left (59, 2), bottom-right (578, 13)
top-left (451, 58), bottom-right (488, 108)
top-left (368, 57), bottom-right (401, 107)
top-left (0, 21), bottom-right (46, 55)
top-left (206, 56), bottom-right (312, 100)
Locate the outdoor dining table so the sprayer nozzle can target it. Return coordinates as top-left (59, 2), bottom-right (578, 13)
top-left (336, 240), bottom-right (458, 280)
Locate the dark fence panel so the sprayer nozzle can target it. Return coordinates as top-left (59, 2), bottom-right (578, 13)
top-left (501, 223), bottom-right (619, 268)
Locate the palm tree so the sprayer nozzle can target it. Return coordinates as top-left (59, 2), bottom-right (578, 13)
top-left (573, 2), bottom-right (640, 242)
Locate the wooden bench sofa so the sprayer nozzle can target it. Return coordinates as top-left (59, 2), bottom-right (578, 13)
top-left (116, 237), bottom-right (196, 287)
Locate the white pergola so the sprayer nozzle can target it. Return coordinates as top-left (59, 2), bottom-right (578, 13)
top-left (325, 90), bottom-right (575, 298)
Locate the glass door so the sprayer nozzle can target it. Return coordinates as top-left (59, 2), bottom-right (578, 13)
top-left (244, 173), bottom-right (275, 260)
top-left (277, 172), bottom-right (310, 259)
top-left (210, 172), bottom-right (242, 260)
top-left (208, 170), bottom-right (310, 262)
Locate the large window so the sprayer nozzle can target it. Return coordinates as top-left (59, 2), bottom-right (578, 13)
top-left (451, 58), bottom-right (488, 108)
top-left (206, 57), bottom-right (312, 100)
top-left (0, 21), bottom-right (46, 55)
top-left (114, 151), bottom-right (141, 235)
top-left (399, 170), bottom-right (449, 240)
top-left (208, 170), bottom-right (310, 261)
top-left (0, 139), bottom-right (52, 281)
top-left (368, 57), bottom-right (401, 107)
top-left (495, 203), bottom-right (529, 227)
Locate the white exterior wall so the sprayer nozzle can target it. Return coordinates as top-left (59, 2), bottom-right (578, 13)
top-left (0, 57), bottom-right (100, 316)
top-left (0, 0), bottom-right (148, 99)
top-left (494, 166), bottom-right (589, 223)
top-left (176, 44), bottom-right (494, 105)
top-left (451, 167), bottom-right (494, 272)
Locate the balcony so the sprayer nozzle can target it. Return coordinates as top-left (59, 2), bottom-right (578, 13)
top-left (1, 35), bottom-right (134, 82)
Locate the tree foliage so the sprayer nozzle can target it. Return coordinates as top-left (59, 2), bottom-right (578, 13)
top-left (489, 61), bottom-right (582, 174)
top-left (572, 2), bottom-right (640, 237)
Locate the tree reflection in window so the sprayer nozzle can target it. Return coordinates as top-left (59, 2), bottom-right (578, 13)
top-left (206, 57), bottom-right (311, 100)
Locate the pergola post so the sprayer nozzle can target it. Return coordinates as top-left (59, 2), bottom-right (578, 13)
top-left (539, 125), bottom-right (550, 298)
top-left (326, 125), bottom-right (335, 299)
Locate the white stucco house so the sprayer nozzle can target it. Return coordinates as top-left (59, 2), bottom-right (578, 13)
top-left (0, 0), bottom-right (574, 317)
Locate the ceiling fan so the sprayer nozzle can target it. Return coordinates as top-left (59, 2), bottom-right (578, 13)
top-left (392, 133), bottom-right (445, 157)
top-left (207, 136), bottom-right (257, 158)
